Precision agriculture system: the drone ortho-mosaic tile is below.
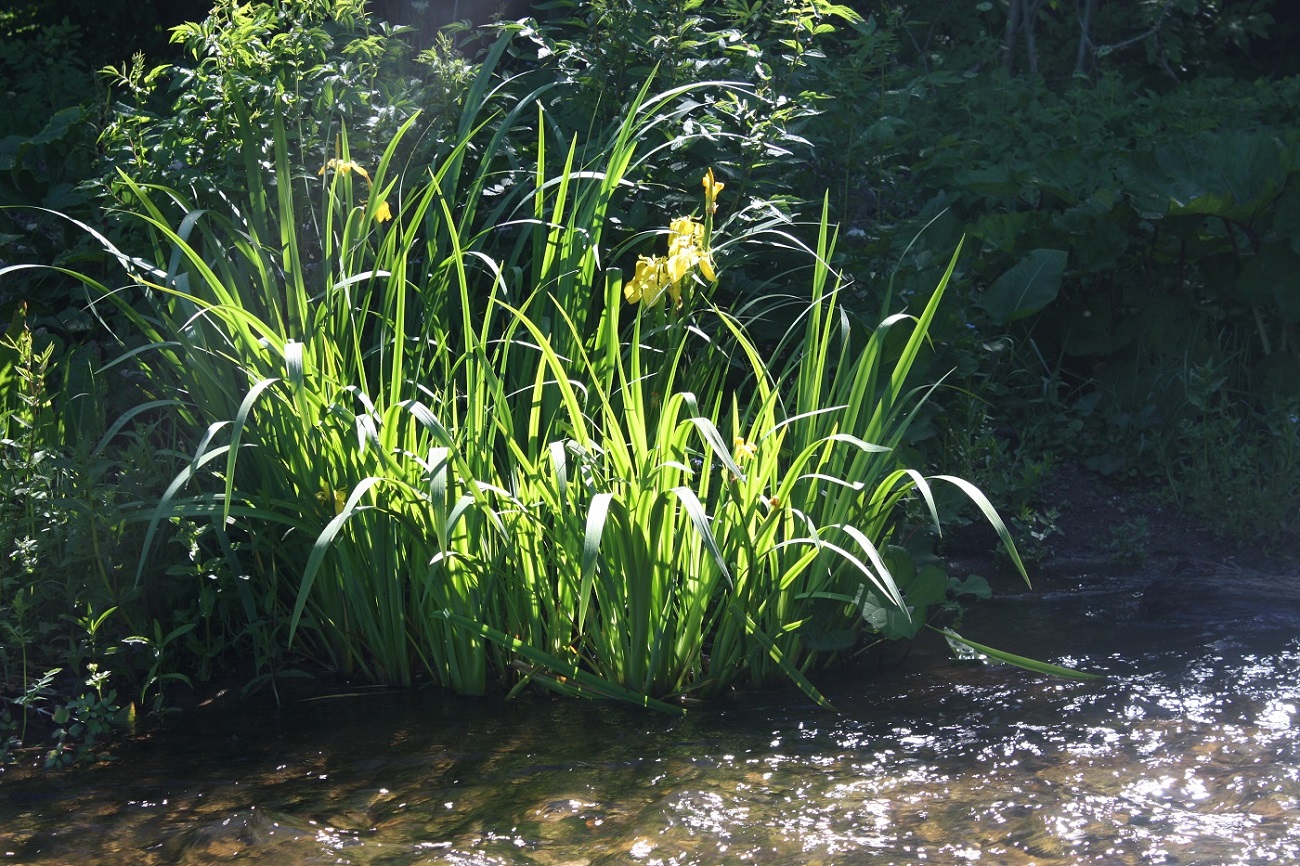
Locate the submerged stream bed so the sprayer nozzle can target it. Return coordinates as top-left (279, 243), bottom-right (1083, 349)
top-left (2, 563), bottom-right (1298, 865)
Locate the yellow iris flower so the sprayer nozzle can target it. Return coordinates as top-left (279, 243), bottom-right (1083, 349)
top-left (319, 158), bottom-right (371, 183)
top-left (702, 167), bottom-right (724, 215)
top-left (316, 486), bottom-right (347, 516)
top-left (733, 437), bottom-right (758, 462)
top-left (321, 156), bottom-right (390, 224)
top-left (624, 215), bottom-right (717, 308)
top-left (624, 255), bottom-right (671, 307)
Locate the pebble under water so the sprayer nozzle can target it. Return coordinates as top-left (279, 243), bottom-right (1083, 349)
top-left (2, 564), bottom-right (1298, 865)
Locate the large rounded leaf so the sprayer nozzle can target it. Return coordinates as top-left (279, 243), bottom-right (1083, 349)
top-left (979, 248), bottom-right (1067, 324)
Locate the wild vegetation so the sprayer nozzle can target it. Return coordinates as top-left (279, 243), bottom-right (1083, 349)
top-left (1, 0), bottom-right (1295, 766)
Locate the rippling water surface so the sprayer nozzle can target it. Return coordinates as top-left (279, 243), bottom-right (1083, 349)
top-left (3, 567), bottom-right (1298, 865)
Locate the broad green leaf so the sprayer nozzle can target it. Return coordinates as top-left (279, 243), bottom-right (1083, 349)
top-left (856, 588), bottom-right (922, 640)
top-left (29, 106), bottom-right (86, 147)
top-left (979, 248), bottom-right (1067, 324)
top-left (948, 575), bottom-right (992, 601)
top-left (905, 565), bottom-right (949, 609)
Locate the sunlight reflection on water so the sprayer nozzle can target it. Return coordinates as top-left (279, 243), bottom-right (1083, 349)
top-left (2, 579), bottom-right (1299, 865)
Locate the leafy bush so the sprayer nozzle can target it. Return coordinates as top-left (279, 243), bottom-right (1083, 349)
top-left (800, 10), bottom-right (1300, 539)
top-left (0, 304), bottom-right (180, 766)
top-left (517, 1), bottom-right (863, 240)
top-left (0, 17), bottom-right (106, 318)
top-left (95, 0), bottom-right (476, 208)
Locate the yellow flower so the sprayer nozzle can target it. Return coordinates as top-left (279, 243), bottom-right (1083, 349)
top-left (666, 250), bottom-right (692, 284)
top-left (315, 487), bottom-right (347, 516)
top-left (624, 255), bottom-right (670, 306)
top-left (625, 215), bottom-right (717, 308)
top-left (668, 216), bottom-right (703, 254)
top-left (697, 249), bottom-right (717, 282)
top-left (373, 199), bottom-right (392, 223)
top-left (319, 158), bottom-right (372, 184)
top-left (669, 216), bottom-right (717, 283)
top-left (733, 436), bottom-right (758, 462)
top-left (702, 167), bottom-right (725, 215)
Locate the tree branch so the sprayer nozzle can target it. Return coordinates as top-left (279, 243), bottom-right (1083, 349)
top-left (1074, 0), bottom-right (1098, 76)
top-left (1002, 0), bottom-right (1023, 75)
top-left (1090, 0), bottom-right (1177, 59)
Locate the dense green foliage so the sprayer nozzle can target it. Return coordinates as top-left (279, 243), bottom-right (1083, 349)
top-left (2, 0), bottom-right (1295, 765)
top-left (814, 3), bottom-right (1300, 542)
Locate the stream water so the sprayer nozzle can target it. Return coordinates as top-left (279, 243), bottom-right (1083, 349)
top-left (2, 563), bottom-right (1298, 865)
